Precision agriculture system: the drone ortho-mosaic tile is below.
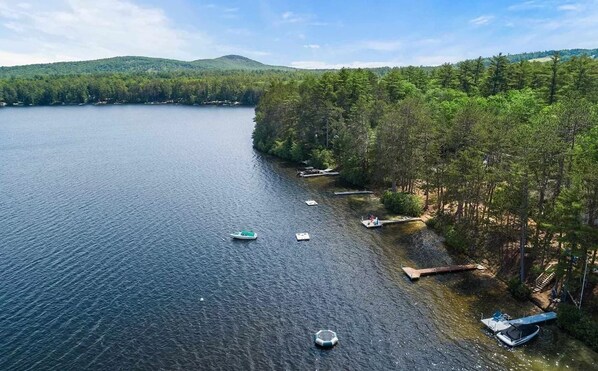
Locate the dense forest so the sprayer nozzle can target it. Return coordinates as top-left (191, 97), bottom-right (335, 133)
top-left (252, 53), bottom-right (598, 350)
top-left (0, 71), bottom-right (308, 106)
top-left (493, 48), bottom-right (598, 63)
top-left (0, 55), bottom-right (299, 106)
top-left (1, 48), bottom-right (596, 107)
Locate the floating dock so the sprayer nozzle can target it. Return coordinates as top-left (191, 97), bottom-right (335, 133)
top-left (296, 233), bottom-right (310, 241)
top-left (481, 311), bottom-right (557, 333)
top-left (402, 264), bottom-right (484, 280)
top-left (361, 217), bottom-right (422, 228)
top-left (334, 191), bottom-right (374, 196)
top-left (361, 219), bottom-right (382, 228)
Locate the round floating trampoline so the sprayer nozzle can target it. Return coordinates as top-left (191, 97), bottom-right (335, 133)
top-left (314, 329), bottom-right (338, 348)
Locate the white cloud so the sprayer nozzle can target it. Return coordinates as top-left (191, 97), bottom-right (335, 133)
top-left (505, 1), bottom-right (598, 43)
top-left (469, 15), bottom-right (495, 25)
top-left (558, 4), bottom-right (581, 11)
top-left (291, 60), bottom-right (396, 69)
top-left (303, 44), bottom-right (320, 49)
top-left (0, 50), bottom-right (74, 66)
top-left (278, 10), bottom-right (326, 25)
top-left (507, 1), bottom-right (545, 11)
top-left (0, 0), bottom-right (214, 66)
top-left (281, 11), bottom-right (304, 23)
top-left (3, 21), bottom-right (24, 32)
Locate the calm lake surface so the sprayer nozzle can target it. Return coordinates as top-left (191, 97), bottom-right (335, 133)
top-left (0, 105), bottom-right (596, 370)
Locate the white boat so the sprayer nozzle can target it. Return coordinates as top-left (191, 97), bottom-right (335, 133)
top-left (230, 230), bottom-right (257, 240)
top-left (496, 324), bottom-right (540, 347)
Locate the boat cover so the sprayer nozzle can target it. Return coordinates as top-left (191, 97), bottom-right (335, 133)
top-left (501, 324), bottom-right (538, 340)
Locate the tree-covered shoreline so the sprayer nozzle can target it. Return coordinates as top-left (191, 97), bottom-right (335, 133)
top-left (253, 54), bottom-right (598, 350)
top-left (0, 71), bottom-right (311, 107)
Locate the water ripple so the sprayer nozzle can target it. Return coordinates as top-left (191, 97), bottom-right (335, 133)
top-left (0, 106), bottom-right (595, 370)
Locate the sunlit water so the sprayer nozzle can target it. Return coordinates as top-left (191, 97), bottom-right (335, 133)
top-left (0, 106), bottom-right (596, 370)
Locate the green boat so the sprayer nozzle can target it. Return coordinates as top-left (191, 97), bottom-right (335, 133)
top-left (230, 230), bottom-right (258, 240)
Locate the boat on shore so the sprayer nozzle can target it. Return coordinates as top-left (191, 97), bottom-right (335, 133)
top-left (230, 230), bottom-right (258, 240)
top-left (496, 324), bottom-right (540, 347)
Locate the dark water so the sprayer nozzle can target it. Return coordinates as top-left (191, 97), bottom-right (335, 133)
top-left (0, 106), bottom-right (596, 370)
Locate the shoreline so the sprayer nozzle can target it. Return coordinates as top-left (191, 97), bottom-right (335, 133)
top-left (0, 101), bottom-right (256, 109)
top-left (302, 177), bottom-right (556, 315)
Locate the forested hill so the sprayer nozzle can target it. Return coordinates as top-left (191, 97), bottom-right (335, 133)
top-left (0, 55), bottom-right (294, 78)
top-left (2, 49), bottom-right (597, 79)
top-left (2, 48), bottom-right (597, 107)
top-left (496, 48), bottom-right (598, 63)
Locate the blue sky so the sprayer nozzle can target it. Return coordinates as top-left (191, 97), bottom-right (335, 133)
top-left (0, 0), bottom-right (597, 68)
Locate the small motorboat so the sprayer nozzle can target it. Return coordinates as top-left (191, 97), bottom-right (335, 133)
top-left (230, 230), bottom-right (258, 240)
top-left (496, 323), bottom-right (540, 347)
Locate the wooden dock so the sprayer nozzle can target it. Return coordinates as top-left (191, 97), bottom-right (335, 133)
top-left (380, 218), bottom-right (422, 225)
top-left (482, 311), bottom-right (557, 332)
top-left (402, 264), bottom-right (484, 280)
top-left (334, 191), bottom-right (374, 196)
top-left (361, 217), bottom-right (422, 228)
top-left (300, 172), bottom-right (339, 178)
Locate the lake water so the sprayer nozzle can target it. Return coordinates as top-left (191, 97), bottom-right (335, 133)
top-left (0, 105), bottom-right (596, 370)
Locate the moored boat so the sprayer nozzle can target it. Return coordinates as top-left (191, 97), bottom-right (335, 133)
top-left (496, 324), bottom-right (540, 347)
top-left (230, 230), bottom-right (258, 240)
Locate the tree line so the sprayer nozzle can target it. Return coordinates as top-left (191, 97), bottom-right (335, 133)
top-left (0, 71), bottom-right (306, 106)
top-left (252, 53), bottom-right (598, 349)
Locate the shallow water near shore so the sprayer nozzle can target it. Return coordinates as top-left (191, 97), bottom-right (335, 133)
top-left (0, 105), bottom-right (596, 370)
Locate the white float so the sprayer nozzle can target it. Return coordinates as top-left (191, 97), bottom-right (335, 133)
top-left (314, 329), bottom-right (338, 348)
top-left (296, 233), bottom-right (310, 241)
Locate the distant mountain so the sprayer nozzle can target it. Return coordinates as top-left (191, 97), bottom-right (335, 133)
top-left (1, 48), bottom-right (597, 79)
top-left (484, 48), bottom-right (598, 64)
top-left (0, 55), bottom-right (294, 78)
